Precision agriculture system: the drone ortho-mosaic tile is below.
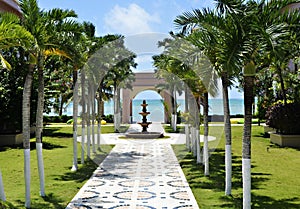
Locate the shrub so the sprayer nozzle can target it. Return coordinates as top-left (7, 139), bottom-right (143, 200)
top-left (102, 114), bottom-right (114, 123)
top-left (60, 115), bottom-right (72, 123)
top-left (43, 115), bottom-right (73, 123)
top-left (266, 102), bottom-right (300, 135)
top-left (177, 111), bottom-right (182, 124)
top-left (66, 119), bottom-right (73, 124)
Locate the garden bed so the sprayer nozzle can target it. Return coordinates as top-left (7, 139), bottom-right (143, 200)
top-left (270, 133), bottom-right (300, 148)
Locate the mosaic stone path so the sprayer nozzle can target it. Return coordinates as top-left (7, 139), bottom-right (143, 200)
top-left (66, 140), bottom-right (199, 209)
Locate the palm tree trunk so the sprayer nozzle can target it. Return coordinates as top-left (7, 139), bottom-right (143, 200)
top-left (114, 86), bottom-right (120, 132)
top-left (185, 124), bottom-right (191, 151)
top-left (172, 87), bottom-right (177, 131)
top-left (113, 87), bottom-right (117, 132)
top-left (72, 70), bottom-right (78, 171)
top-left (221, 73), bottom-right (232, 195)
top-left (81, 71), bottom-right (85, 164)
top-left (59, 94), bottom-right (63, 116)
top-left (191, 126), bottom-right (197, 157)
top-left (197, 96), bottom-right (202, 164)
top-left (196, 128), bottom-right (201, 164)
top-left (203, 92), bottom-right (209, 176)
top-left (91, 84), bottom-right (96, 153)
top-left (35, 57), bottom-right (45, 196)
top-left (277, 66), bottom-right (287, 104)
top-left (100, 100), bottom-right (104, 118)
top-left (23, 64), bottom-right (34, 208)
top-left (96, 96), bottom-right (101, 151)
top-left (0, 170), bottom-right (6, 201)
top-left (185, 87), bottom-right (191, 151)
top-left (86, 82), bottom-right (91, 158)
top-left (116, 87), bottom-right (121, 131)
top-left (243, 76), bottom-right (254, 209)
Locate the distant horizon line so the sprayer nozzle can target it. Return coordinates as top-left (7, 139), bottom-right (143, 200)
top-left (132, 98), bottom-right (244, 100)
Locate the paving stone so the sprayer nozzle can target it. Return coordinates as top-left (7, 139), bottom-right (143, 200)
top-left (67, 124), bottom-right (199, 209)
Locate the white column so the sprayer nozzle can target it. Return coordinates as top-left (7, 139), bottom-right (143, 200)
top-left (243, 158), bottom-right (251, 209)
top-left (0, 170), bottom-right (6, 201)
top-left (185, 124), bottom-right (190, 150)
top-left (196, 129), bottom-right (201, 164)
top-left (36, 143), bottom-right (45, 196)
top-left (225, 144), bottom-right (232, 195)
top-left (24, 149), bottom-right (31, 208)
top-left (204, 135), bottom-right (209, 176)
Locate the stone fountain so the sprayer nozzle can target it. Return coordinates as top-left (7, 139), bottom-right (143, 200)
top-left (138, 100), bottom-right (151, 132)
top-left (125, 100), bottom-right (163, 139)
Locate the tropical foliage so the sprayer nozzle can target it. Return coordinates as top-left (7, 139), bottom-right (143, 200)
top-left (171, 0), bottom-right (299, 208)
top-left (0, 0), bottom-right (299, 208)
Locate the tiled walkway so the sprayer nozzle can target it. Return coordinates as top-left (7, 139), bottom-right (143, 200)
top-left (66, 124), bottom-right (199, 209)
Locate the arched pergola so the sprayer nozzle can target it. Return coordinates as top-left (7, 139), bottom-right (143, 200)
top-left (0, 0), bottom-right (22, 17)
top-left (122, 72), bottom-right (173, 123)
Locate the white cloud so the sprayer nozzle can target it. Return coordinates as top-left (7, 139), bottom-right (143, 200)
top-left (104, 4), bottom-right (160, 35)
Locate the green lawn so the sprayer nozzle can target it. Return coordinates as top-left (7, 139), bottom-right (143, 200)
top-left (1, 124), bottom-right (299, 208)
top-left (173, 125), bottom-right (300, 209)
top-left (0, 124), bottom-right (114, 208)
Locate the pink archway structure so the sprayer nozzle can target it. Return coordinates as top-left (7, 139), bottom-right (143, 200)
top-left (0, 0), bottom-right (22, 17)
top-left (122, 72), bottom-right (173, 124)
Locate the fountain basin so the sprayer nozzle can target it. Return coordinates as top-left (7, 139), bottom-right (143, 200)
top-left (125, 132), bottom-right (163, 139)
top-left (138, 122), bottom-right (152, 127)
top-left (139, 112), bottom-right (150, 116)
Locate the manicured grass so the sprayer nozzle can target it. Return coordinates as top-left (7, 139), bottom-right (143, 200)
top-left (173, 126), bottom-right (300, 208)
top-left (163, 124), bottom-right (185, 133)
top-left (0, 124), bottom-right (114, 208)
top-left (45, 123), bottom-right (128, 135)
top-left (230, 118), bottom-right (263, 124)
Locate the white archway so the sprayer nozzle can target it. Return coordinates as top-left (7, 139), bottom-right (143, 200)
top-left (132, 90), bottom-right (164, 122)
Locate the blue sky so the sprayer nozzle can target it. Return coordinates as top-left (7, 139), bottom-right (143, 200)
top-left (38, 0), bottom-right (214, 36)
top-left (38, 0), bottom-right (243, 99)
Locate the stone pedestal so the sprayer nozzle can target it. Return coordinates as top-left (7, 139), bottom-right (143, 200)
top-left (0, 133), bottom-right (23, 146)
top-left (270, 133), bottom-right (300, 148)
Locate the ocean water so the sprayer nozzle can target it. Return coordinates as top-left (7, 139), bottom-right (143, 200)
top-left (131, 99), bottom-right (244, 122)
top-left (48, 98), bottom-right (245, 121)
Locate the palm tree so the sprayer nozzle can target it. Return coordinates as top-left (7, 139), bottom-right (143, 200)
top-left (175, 5), bottom-right (246, 193)
top-left (153, 37), bottom-right (215, 170)
top-left (207, 0), bottom-right (296, 207)
top-left (0, 13), bottom-right (32, 69)
top-left (103, 39), bottom-right (136, 133)
top-left (153, 53), bottom-right (185, 132)
top-left (1, 11), bottom-right (33, 208)
top-left (87, 34), bottom-right (120, 150)
top-left (19, 0), bottom-right (82, 204)
top-left (159, 33), bottom-right (219, 173)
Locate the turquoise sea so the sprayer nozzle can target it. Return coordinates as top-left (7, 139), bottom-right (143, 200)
top-left (48, 98), bottom-right (245, 122)
top-left (104, 99), bottom-right (244, 122)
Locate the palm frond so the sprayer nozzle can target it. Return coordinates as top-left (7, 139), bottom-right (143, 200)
top-left (44, 48), bottom-right (71, 59)
top-left (0, 53), bottom-right (12, 70)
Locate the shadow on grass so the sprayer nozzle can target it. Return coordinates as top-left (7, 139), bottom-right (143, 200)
top-left (56, 147), bottom-right (113, 183)
top-left (0, 144), bottom-right (22, 152)
top-left (164, 125), bottom-right (184, 133)
top-left (0, 200), bottom-right (16, 209)
top-left (173, 146), bottom-right (296, 208)
top-left (41, 193), bottom-right (65, 209)
top-left (14, 193), bottom-right (66, 209)
top-left (57, 159), bottom-right (98, 183)
top-left (251, 195), bottom-right (300, 209)
top-left (43, 127), bottom-right (73, 138)
top-left (29, 141), bottom-right (66, 150)
top-left (0, 141), bottom-right (65, 152)
top-left (253, 132), bottom-right (267, 138)
top-left (219, 195), bottom-right (300, 209)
